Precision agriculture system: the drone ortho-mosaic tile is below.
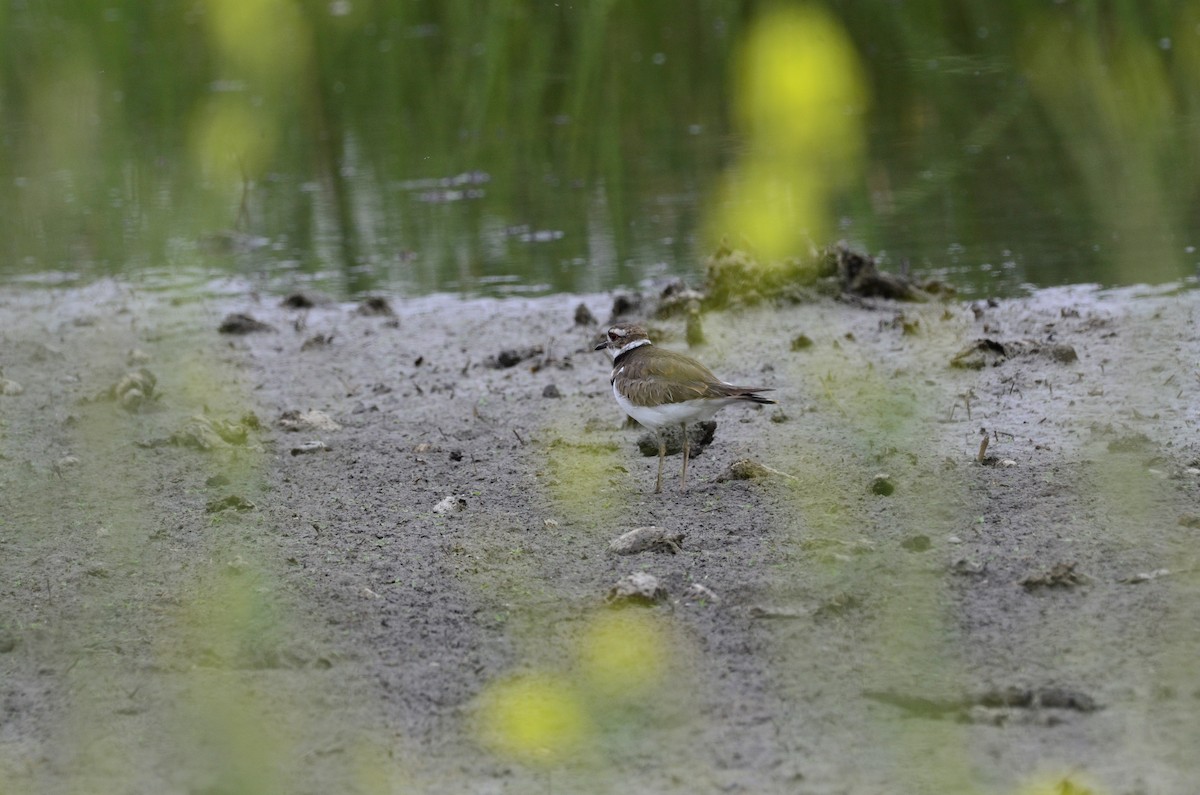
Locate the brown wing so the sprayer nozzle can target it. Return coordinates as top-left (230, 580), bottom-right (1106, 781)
top-left (619, 347), bottom-right (773, 407)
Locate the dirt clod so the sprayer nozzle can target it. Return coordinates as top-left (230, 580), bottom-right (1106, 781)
top-left (1021, 562), bottom-right (1086, 590)
top-left (608, 526), bottom-right (684, 555)
top-left (111, 368), bottom-right (158, 411)
top-left (301, 334), bottom-right (334, 351)
top-left (573, 302), bottom-right (597, 326)
top-left (952, 558), bottom-right (987, 576)
top-left (606, 572), bottom-right (667, 605)
top-left (205, 495), bottom-right (256, 513)
top-left (715, 458), bottom-right (771, 481)
top-left (356, 297), bottom-right (395, 317)
top-left (685, 583), bottom-right (719, 603)
top-left (900, 534), bottom-right (931, 552)
top-left (609, 293), bottom-right (642, 319)
top-left (812, 592), bottom-right (864, 620)
top-left (488, 347), bottom-right (543, 369)
top-left (951, 338), bottom-right (1079, 369)
top-left (139, 414), bottom-right (259, 451)
top-left (218, 313), bottom-right (275, 334)
top-left (281, 292), bottom-right (318, 309)
top-left (870, 473), bottom-right (895, 496)
top-left (278, 409), bottom-right (341, 433)
top-left (790, 334), bottom-right (814, 351)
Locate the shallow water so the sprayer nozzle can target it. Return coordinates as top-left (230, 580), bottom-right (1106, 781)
top-left (1, 3), bottom-right (1197, 298)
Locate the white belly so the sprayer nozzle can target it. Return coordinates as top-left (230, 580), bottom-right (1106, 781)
top-left (613, 382), bottom-right (734, 432)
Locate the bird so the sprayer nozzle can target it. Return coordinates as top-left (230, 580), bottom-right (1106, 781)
top-left (595, 324), bottom-right (776, 493)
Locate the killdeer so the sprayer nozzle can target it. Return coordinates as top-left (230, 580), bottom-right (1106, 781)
top-left (596, 324), bottom-right (776, 493)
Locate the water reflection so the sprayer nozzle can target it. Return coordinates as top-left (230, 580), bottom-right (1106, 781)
top-left (0, 2), bottom-right (1197, 297)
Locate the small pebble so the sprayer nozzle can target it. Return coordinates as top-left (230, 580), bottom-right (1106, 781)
top-left (290, 441), bottom-right (328, 456)
top-left (606, 572), bottom-right (666, 605)
top-left (433, 495), bottom-right (467, 515)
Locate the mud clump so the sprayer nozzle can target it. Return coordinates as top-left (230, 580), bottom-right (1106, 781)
top-left (950, 339), bottom-right (1079, 369)
top-left (205, 495), bottom-right (256, 513)
top-left (140, 413), bottom-right (261, 451)
top-left (870, 473), bottom-right (896, 496)
top-left (573, 302), bottom-right (597, 326)
top-left (109, 368), bottom-right (158, 411)
top-left (608, 526), bottom-right (684, 555)
top-left (606, 572), bottom-right (667, 605)
top-left (829, 245), bottom-right (943, 302)
top-left (702, 242), bottom-right (947, 309)
top-left (790, 334), bottom-right (814, 351)
top-left (637, 421), bottom-right (716, 457)
top-left (715, 458), bottom-right (771, 481)
top-left (356, 296), bottom-right (395, 317)
top-left (703, 244), bottom-right (824, 308)
top-left (488, 347), bottom-right (543, 369)
top-left (1021, 562), bottom-right (1087, 590)
top-left (218, 313), bottom-right (275, 334)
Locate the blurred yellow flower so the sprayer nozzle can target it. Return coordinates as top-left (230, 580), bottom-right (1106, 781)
top-left (477, 674), bottom-right (590, 762)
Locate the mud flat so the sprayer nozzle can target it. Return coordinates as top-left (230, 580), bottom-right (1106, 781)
top-left (0, 277), bottom-right (1197, 794)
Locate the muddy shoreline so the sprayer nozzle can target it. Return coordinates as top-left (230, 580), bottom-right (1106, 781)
top-left (1, 279), bottom-right (1198, 793)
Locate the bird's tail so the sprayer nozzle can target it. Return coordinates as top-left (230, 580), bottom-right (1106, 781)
top-left (743, 392), bottom-right (776, 405)
top-left (728, 387), bottom-right (776, 405)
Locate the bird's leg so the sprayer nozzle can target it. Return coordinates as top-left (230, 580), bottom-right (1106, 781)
top-left (680, 422), bottom-right (690, 491)
top-left (655, 432), bottom-right (665, 494)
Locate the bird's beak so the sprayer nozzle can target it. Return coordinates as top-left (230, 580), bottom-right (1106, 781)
top-left (594, 341), bottom-right (607, 351)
